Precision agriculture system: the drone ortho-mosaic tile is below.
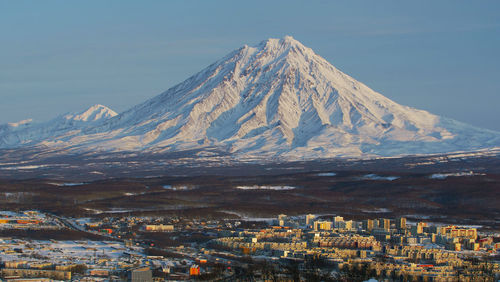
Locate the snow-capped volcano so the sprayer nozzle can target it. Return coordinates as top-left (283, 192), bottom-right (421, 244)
top-left (1, 36), bottom-right (500, 159)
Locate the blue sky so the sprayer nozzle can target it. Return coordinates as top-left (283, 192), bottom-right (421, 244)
top-left (1, 1), bottom-right (499, 130)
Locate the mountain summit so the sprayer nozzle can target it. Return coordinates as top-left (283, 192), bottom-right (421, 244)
top-left (1, 36), bottom-right (500, 159)
top-left (0, 104), bottom-right (116, 148)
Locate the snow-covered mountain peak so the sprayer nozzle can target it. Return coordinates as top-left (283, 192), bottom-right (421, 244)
top-left (258, 35), bottom-right (306, 50)
top-left (255, 36), bottom-right (314, 61)
top-left (1, 37), bottom-right (499, 159)
top-left (64, 104), bottom-right (117, 122)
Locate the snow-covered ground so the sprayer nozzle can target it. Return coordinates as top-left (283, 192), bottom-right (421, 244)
top-left (316, 172), bottom-right (337, 176)
top-left (235, 185), bottom-right (296, 190)
top-left (361, 174), bottom-right (399, 181)
top-left (162, 185), bottom-right (194, 191)
top-left (47, 182), bottom-right (86, 187)
top-left (221, 210), bottom-right (276, 222)
top-left (0, 210), bottom-right (60, 229)
top-left (429, 171), bottom-right (485, 179)
top-left (0, 238), bottom-right (143, 265)
top-left (0, 165), bottom-right (49, 170)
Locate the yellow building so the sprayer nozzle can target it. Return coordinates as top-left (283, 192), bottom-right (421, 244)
top-left (396, 217), bottom-right (407, 230)
top-left (440, 226), bottom-right (477, 240)
top-left (314, 220), bottom-right (332, 231)
top-left (416, 222), bottom-right (428, 234)
top-left (382, 219), bottom-right (391, 231)
top-left (145, 224), bottom-right (174, 232)
top-left (305, 214), bottom-right (315, 226)
top-left (363, 219), bottom-right (374, 231)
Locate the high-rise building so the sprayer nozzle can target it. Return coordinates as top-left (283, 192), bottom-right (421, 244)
top-left (334, 216), bottom-right (344, 229)
top-left (416, 222), bottom-right (427, 234)
top-left (382, 218), bottom-right (391, 231)
top-left (344, 220), bottom-right (353, 230)
top-left (314, 220), bottom-right (332, 231)
top-left (362, 219), bottom-right (374, 231)
top-left (306, 214), bottom-right (315, 226)
top-left (440, 225), bottom-right (477, 240)
top-left (396, 217), bottom-right (407, 230)
top-left (128, 267), bottom-right (152, 282)
top-left (278, 214), bottom-right (287, 226)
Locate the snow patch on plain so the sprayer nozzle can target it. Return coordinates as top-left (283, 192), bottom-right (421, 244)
top-left (162, 185), bottom-right (194, 191)
top-left (47, 182), bottom-right (85, 187)
top-left (235, 185), bottom-right (296, 190)
top-left (429, 171), bottom-right (484, 179)
top-left (362, 174), bottom-right (399, 181)
top-left (316, 172), bottom-right (337, 176)
top-left (1, 165), bottom-right (49, 170)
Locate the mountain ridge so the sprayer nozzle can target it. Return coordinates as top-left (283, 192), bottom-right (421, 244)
top-left (0, 104), bottom-right (117, 148)
top-left (2, 36), bottom-right (500, 160)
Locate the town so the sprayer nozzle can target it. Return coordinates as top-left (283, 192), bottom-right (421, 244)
top-left (0, 210), bottom-right (499, 281)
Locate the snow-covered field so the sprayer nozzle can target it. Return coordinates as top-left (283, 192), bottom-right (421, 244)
top-left (316, 172), bottom-right (337, 176)
top-left (0, 239), bottom-right (142, 264)
top-left (429, 171), bottom-right (485, 179)
top-left (47, 182), bottom-right (86, 187)
top-left (362, 174), bottom-right (399, 181)
top-left (162, 185), bottom-right (194, 191)
top-left (235, 185), bottom-right (296, 191)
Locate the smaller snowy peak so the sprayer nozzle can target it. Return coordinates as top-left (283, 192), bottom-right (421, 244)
top-left (0, 105), bottom-right (118, 149)
top-left (0, 119), bottom-right (34, 135)
top-left (64, 104), bottom-right (117, 122)
top-left (7, 119), bottom-right (33, 128)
